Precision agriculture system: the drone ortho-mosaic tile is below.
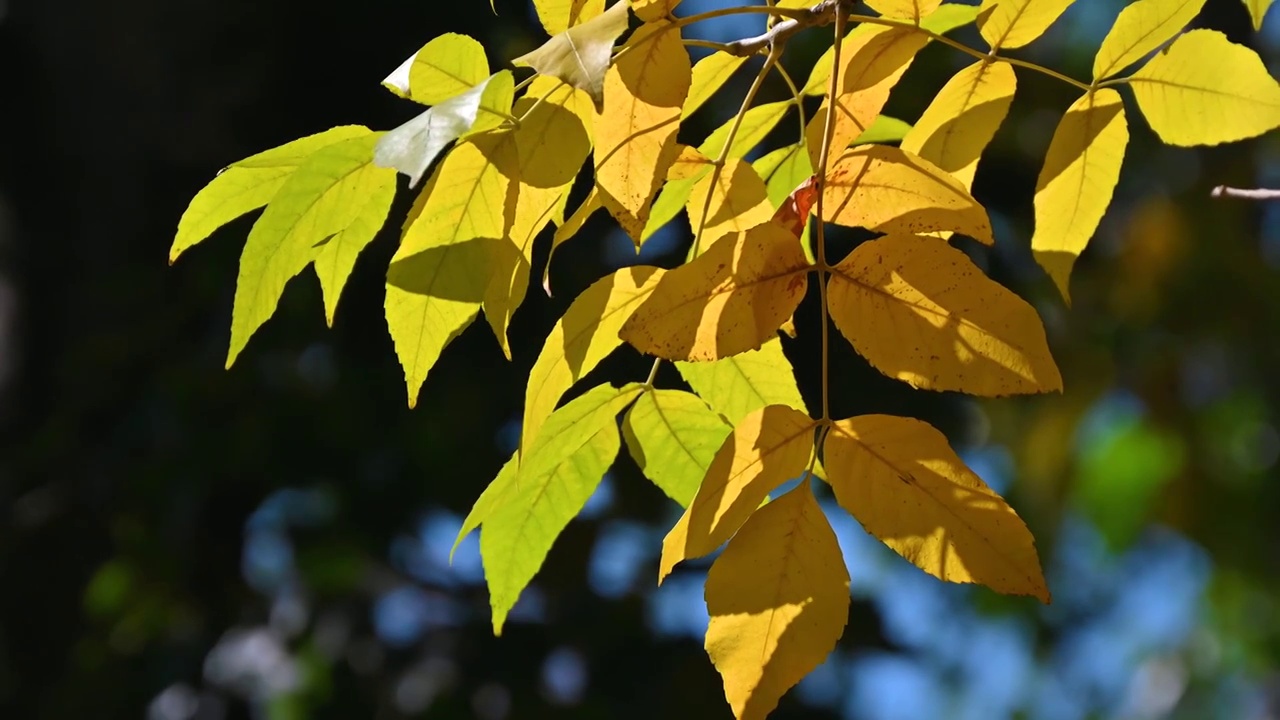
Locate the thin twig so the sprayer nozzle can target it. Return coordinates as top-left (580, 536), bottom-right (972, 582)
top-left (1211, 186), bottom-right (1280, 200)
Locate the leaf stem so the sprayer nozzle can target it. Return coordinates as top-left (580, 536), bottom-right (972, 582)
top-left (772, 60), bottom-right (808, 143)
top-left (813, 3), bottom-right (847, 426)
top-left (670, 4), bottom-right (811, 34)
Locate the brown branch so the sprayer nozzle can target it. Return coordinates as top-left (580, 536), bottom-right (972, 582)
top-left (722, 0), bottom-right (853, 57)
top-left (1211, 185), bottom-right (1280, 201)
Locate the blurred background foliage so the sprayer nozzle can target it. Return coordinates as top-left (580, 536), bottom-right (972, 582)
top-left (3, 0), bottom-right (1280, 718)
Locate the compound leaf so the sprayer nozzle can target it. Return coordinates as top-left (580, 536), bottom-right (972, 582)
top-left (676, 337), bottom-right (808, 425)
top-left (1092, 0), bottom-right (1206, 81)
top-left (978, 0), bottom-right (1075, 50)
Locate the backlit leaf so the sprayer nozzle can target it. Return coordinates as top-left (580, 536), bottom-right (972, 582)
top-left (684, 52), bottom-right (750, 119)
top-left (533, 0), bottom-right (606, 36)
top-left (702, 100), bottom-right (793, 161)
top-left (705, 482), bottom-right (849, 720)
top-left (481, 383), bottom-right (644, 633)
top-left (228, 133), bottom-right (396, 367)
top-left (828, 234), bottom-right (1063, 396)
top-left (452, 451), bottom-right (518, 561)
top-left (686, 159), bottom-right (774, 251)
top-left (1033, 89), bottom-right (1128, 303)
top-left (1129, 29), bottom-right (1280, 146)
top-left (523, 266), bottom-right (665, 454)
top-left (546, 188), bottom-right (604, 293)
top-left (595, 20), bottom-right (691, 240)
top-left (514, 0), bottom-right (631, 109)
top-left (866, 0), bottom-right (941, 22)
top-left (382, 33), bottom-right (489, 105)
top-left (623, 389), bottom-right (732, 506)
top-left (1245, 0), bottom-right (1275, 30)
top-left (1092, 0), bottom-right (1206, 80)
top-left (640, 145), bottom-right (713, 243)
top-left (659, 405), bottom-right (816, 581)
top-left (620, 222), bottom-right (812, 362)
top-left (821, 145), bottom-right (994, 244)
top-left (634, 0), bottom-right (680, 21)
top-left (825, 415), bottom-right (1049, 601)
top-left (754, 144), bottom-right (814, 209)
top-left (919, 2), bottom-right (983, 33)
top-left (676, 337), bottom-right (809, 425)
top-left (853, 115), bottom-right (914, 145)
top-left (978, 0), bottom-right (1075, 50)
top-left (901, 61), bottom-right (1016, 191)
top-left (171, 126), bottom-right (370, 263)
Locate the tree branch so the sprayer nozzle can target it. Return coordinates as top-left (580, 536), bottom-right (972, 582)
top-left (721, 0), bottom-right (853, 56)
top-left (1211, 185), bottom-right (1280, 201)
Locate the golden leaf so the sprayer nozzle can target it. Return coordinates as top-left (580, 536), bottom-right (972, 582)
top-left (977, 0), bottom-right (1075, 50)
top-left (901, 60), bottom-right (1016, 191)
top-left (1092, 0), bottom-right (1206, 80)
top-left (686, 159), bottom-right (774, 252)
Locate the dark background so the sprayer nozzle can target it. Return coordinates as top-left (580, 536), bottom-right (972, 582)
top-left (4, 0), bottom-right (1280, 718)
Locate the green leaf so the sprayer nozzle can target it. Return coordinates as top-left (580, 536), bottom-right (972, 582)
top-left (481, 383), bottom-right (644, 633)
top-left (452, 452), bottom-right (518, 561)
top-left (170, 126), bottom-right (370, 264)
top-left (700, 100), bottom-right (793, 160)
top-left (852, 115), bottom-right (913, 145)
top-left (623, 389), bottom-right (732, 506)
top-left (382, 33), bottom-right (490, 105)
top-left (513, 0), bottom-right (631, 109)
top-left (374, 71), bottom-right (514, 188)
top-left (919, 2), bottom-right (982, 34)
top-left (227, 132), bottom-right (396, 367)
top-left (753, 143), bottom-right (814, 209)
top-left (676, 337), bottom-right (808, 425)
top-left (683, 52), bottom-right (750, 119)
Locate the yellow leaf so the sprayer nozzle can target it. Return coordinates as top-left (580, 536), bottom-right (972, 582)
top-left (171, 126), bottom-right (370, 264)
top-left (623, 389), bottom-right (732, 506)
top-left (514, 0), bottom-right (631, 109)
top-left (806, 27), bottom-right (929, 168)
top-left (546, 188), bottom-right (603, 293)
top-left (1092, 0), bottom-right (1206, 80)
top-left (659, 405), bottom-right (816, 581)
top-left (381, 33), bottom-right (489, 105)
top-left (228, 133), bottom-right (396, 367)
top-left (522, 266), bottom-right (665, 454)
top-left (866, 0), bottom-right (941, 22)
top-left (1033, 89), bottom-right (1128, 303)
top-left (825, 415), bottom-right (1049, 602)
top-left (533, 0), bottom-right (605, 36)
top-left (621, 222), bottom-right (812, 362)
top-left (821, 145), bottom-right (994, 244)
top-left (705, 481), bottom-right (849, 720)
top-left (1246, 0), bottom-right (1275, 30)
top-left (703, 100), bottom-right (793, 160)
top-left (1129, 29), bottom-right (1280, 146)
top-left (634, 0), bottom-right (680, 21)
top-left (753, 144), bottom-right (813, 209)
top-left (595, 20), bottom-right (692, 241)
top-left (828, 233), bottom-right (1063, 396)
top-left (676, 337), bottom-right (809, 425)
top-left (978, 0), bottom-right (1075, 50)
top-left (901, 61), bottom-right (1016, 191)
top-left (684, 52), bottom-right (750, 119)
top-left (687, 159), bottom-right (775, 252)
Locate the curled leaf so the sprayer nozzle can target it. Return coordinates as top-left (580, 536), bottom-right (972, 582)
top-left (514, 0), bottom-right (631, 109)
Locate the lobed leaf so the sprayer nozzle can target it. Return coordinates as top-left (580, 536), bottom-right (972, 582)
top-left (514, 0), bottom-right (631, 109)
top-left (704, 482), bottom-right (849, 720)
top-left (659, 405), bottom-right (817, 581)
top-left (828, 234), bottom-right (1063, 396)
top-left (821, 145), bottom-right (994, 244)
top-left (1033, 89), bottom-right (1128, 303)
top-left (623, 389), bottom-right (733, 506)
top-left (620, 222), bottom-right (812, 362)
top-left (977, 0), bottom-right (1075, 50)
top-left (676, 337), bottom-right (809, 426)
top-left (901, 61), bottom-right (1016, 192)
top-left (1092, 0), bottom-right (1206, 81)
top-left (1129, 29), bottom-right (1280, 146)
top-left (825, 415), bottom-right (1049, 602)
top-left (227, 133), bottom-right (396, 367)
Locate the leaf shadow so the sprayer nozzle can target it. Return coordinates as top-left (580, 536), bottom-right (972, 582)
top-left (1036, 98), bottom-right (1123, 190)
top-left (386, 238), bottom-right (495, 302)
top-left (912, 95), bottom-right (1014, 176)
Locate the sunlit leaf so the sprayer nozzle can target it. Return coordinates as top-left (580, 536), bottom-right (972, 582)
top-left (702, 100), bottom-right (793, 160)
top-left (514, 0), bottom-right (631, 109)
top-left (623, 389), bottom-right (732, 506)
top-left (634, 0), bottom-right (680, 21)
top-left (640, 145), bottom-right (714, 243)
top-left (676, 337), bottom-right (809, 425)
top-left (853, 115), bottom-right (914, 145)
top-left (1129, 29), bottom-right (1280, 146)
top-left (866, 0), bottom-right (941, 22)
top-left (901, 61), bottom-right (1015, 191)
top-left (171, 126), bottom-right (370, 264)
top-left (659, 405), bottom-right (817, 581)
top-left (595, 20), bottom-right (691, 240)
top-left (621, 222), bottom-right (811, 362)
top-left (825, 414), bottom-right (1049, 601)
top-left (523, 266), bottom-right (665, 454)
top-left (821, 145), bottom-right (994, 244)
top-left (705, 482), bottom-right (849, 720)
top-left (828, 234), bottom-right (1063, 396)
top-left (481, 383), bottom-right (644, 633)
top-left (1092, 0), bottom-right (1206, 80)
top-left (1245, 0), bottom-right (1275, 30)
top-left (919, 2), bottom-right (983, 33)
top-left (382, 33), bottom-right (490, 104)
top-left (978, 0), bottom-right (1075, 50)
top-left (684, 52), bottom-right (750, 119)
top-left (753, 144), bottom-right (814, 209)
top-left (687, 159), bottom-right (774, 252)
top-left (1033, 89), bottom-right (1128, 303)
top-left (228, 133), bottom-right (396, 367)
top-left (533, 0), bottom-right (606, 36)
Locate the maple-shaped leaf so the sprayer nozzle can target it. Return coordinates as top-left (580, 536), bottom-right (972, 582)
top-left (381, 33), bottom-right (490, 105)
top-left (620, 221), bottom-right (812, 362)
top-left (865, 0), bottom-right (942, 22)
top-left (821, 145), bottom-right (994, 244)
top-left (684, 52), bottom-right (750, 119)
top-left (902, 61), bottom-right (1016, 192)
top-left (1129, 29), bottom-right (1280, 146)
top-left (227, 132), bottom-right (397, 367)
top-left (595, 20), bottom-right (691, 240)
top-left (1245, 0), bottom-right (1275, 30)
top-left (659, 405), bottom-right (816, 581)
top-left (514, 0), bottom-right (631, 110)
top-left (825, 415), bottom-right (1049, 602)
top-left (623, 389), bottom-right (732, 507)
top-left (523, 266), bottom-right (665, 454)
top-left (828, 234), bottom-right (1062, 396)
top-left (1092, 0), bottom-right (1206, 81)
top-left (533, 0), bottom-right (606, 36)
top-left (705, 482), bottom-right (849, 720)
top-left (977, 0), bottom-right (1075, 51)
top-left (1033, 89), bottom-right (1128, 303)
top-left (374, 71), bottom-right (514, 189)
top-left (171, 126), bottom-right (370, 264)
top-left (676, 338), bottom-right (809, 426)
top-left (479, 383), bottom-right (644, 633)
top-left (687, 159), bottom-right (774, 252)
